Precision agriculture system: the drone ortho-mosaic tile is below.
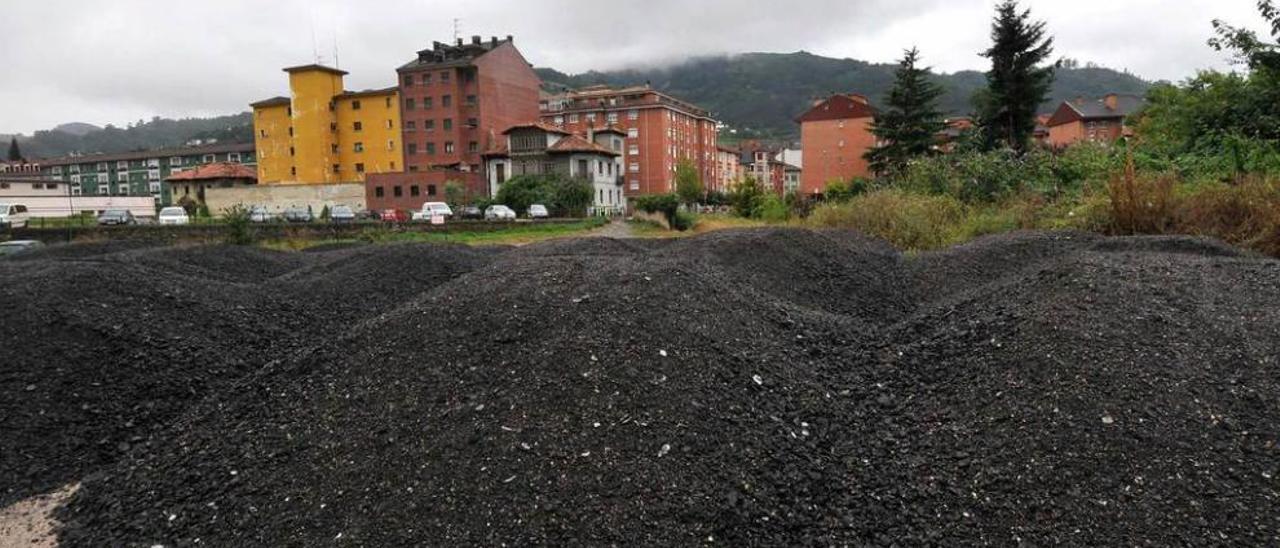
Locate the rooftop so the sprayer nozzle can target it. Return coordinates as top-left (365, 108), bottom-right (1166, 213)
top-left (40, 143), bottom-right (255, 166)
top-left (796, 94), bottom-right (876, 123)
top-left (283, 64), bottom-right (349, 76)
top-left (541, 85), bottom-right (714, 120)
top-left (399, 36), bottom-right (514, 72)
top-left (547, 135), bottom-right (620, 156)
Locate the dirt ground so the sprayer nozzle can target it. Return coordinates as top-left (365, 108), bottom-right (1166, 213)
top-left (0, 486), bottom-right (74, 548)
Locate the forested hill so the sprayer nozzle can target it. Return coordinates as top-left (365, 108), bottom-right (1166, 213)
top-left (536, 52), bottom-right (1151, 138)
top-left (8, 113), bottom-right (253, 160)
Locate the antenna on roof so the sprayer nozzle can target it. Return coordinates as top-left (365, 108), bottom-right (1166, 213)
top-left (310, 12), bottom-right (321, 64)
top-left (453, 18), bottom-right (461, 44)
top-left (332, 23), bottom-right (341, 69)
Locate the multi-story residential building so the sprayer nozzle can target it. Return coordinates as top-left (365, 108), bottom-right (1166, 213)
top-left (540, 85), bottom-right (719, 197)
top-left (738, 146), bottom-right (792, 196)
top-left (251, 65), bottom-right (403, 185)
top-left (396, 36), bottom-right (542, 194)
top-left (483, 122), bottom-right (626, 214)
top-left (39, 143), bottom-right (255, 206)
top-left (713, 146), bottom-right (742, 193)
top-left (797, 93), bottom-right (876, 195)
top-left (0, 161), bottom-right (41, 176)
top-left (1045, 94), bottom-right (1144, 148)
top-left (0, 177), bottom-right (156, 218)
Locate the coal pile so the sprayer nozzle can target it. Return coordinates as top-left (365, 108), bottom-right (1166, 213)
top-left (0, 243), bottom-right (497, 507)
top-left (1, 228), bottom-right (1276, 545)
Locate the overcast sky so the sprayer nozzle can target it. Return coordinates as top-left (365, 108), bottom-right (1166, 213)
top-left (0, 0), bottom-right (1270, 135)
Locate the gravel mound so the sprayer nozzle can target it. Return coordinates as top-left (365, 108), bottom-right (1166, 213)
top-left (0, 242), bottom-right (495, 507)
top-left (658, 228), bottom-right (914, 322)
top-left (3, 229), bottom-right (1275, 545)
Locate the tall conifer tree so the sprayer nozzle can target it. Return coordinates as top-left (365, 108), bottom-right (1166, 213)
top-left (977, 1), bottom-right (1055, 153)
top-left (865, 47), bottom-right (946, 175)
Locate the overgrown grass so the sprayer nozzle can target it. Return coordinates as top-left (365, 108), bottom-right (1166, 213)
top-left (260, 218), bottom-right (608, 250)
top-left (807, 178), bottom-right (1280, 256)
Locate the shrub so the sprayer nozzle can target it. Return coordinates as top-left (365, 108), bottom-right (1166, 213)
top-left (1106, 158), bottom-right (1177, 235)
top-left (753, 193), bottom-right (790, 222)
top-left (495, 174), bottom-right (592, 217)
top-left (727, 176), bottom-right (766, 218)
top-left (634, 193), bottom-right (686, 230)
top-left (1175, 177), bottom-right (1280, 255)
top-left (221, 204), bottom-right (256, 246)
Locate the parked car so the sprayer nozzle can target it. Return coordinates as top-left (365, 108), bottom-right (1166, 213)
top-left (358, 209), bottom-right (382, 221)
top-left (412, 202), bottom-right (454, 222)
top-left (458, 205), bottom-right (484, 220)
top-left (0, 204), bottom-right (30, 229)
top-left (157, 206), bottom-right (190, 226)
top-left (329, 205), bottom-right (357, 224)
top-left (485, 205), bottom-right (517, 221)
top-left (97, 209), bottom-right (136, 226)
top-left (0, 240), bottom-right (44, 257)
top-left (249, 206), bottom-right (274, 223)
top-left (282, 207), bottom-right (313, 223)
top-left (380, 209), bottom-right (408, 223)
top-left (528, 204), bottom-right (550, 219)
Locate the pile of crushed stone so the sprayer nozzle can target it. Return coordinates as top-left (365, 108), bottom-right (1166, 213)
top-left (3, 229), bottom-right (1277, 545)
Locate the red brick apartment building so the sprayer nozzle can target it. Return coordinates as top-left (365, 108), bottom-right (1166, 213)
top-left (540, 85), bottom-right (719, 196)
top-left (797, 94), bottom-right (876, 195)
top-left (394, 35), bottom-right (542, 195)
top-left (1045, 94), bottom-right (1144, 148)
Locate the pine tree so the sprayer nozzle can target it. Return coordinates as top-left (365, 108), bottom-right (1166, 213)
top-left (6, 137), bottom-right (20, 162)
top-left (864, 47), bottom-right (947, 176)
top-left (977, 0), bottom-right (1055, 153)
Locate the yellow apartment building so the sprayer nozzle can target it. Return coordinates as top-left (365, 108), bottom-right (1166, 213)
top-left (251, 65), bottom-right (403, 184)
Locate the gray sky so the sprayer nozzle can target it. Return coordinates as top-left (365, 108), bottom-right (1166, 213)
top-left (0, 0), bottom-right (1269, 135)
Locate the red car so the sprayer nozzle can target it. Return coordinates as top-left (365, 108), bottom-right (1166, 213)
top-left (380, 209), bottom-right (408, 223)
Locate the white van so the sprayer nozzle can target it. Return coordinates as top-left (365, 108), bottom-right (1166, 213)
top-left (412, 202), bottom-right (454, 221)
top-left (0, 204), bottom-right (30, 229)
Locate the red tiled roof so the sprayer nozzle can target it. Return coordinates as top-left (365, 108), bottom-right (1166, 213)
top-left (796, 94), bottom-right (876, 123)
top-left (481, 140), bottom-right (510, 158)
top-left (165, 162), bottom-right (257, 182)
top-left (501, 121), bottom-right (572, 135)
top-left (547, 135), bottom-right (619, 156)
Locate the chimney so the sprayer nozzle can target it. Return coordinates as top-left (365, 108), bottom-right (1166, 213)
top-left (587, 126), bottom-right (596, 144)
top-left (472, 35), bottom-right (481, 45)
top-left (506, 35), bottom-right (513, 42)
top-left (456, 38), bottom-right (463, 46)
top-left (491, 36), bottom-right (498, 47)
top-left (1103, 93), bottom-right (1119, 111)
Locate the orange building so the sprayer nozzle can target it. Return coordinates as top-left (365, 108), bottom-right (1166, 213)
top-left (797, 94), bottom-right (876, 195)
top-left (1045, 94), bottom-right (1144, 148)
top-left (541, 85), bottom-right (719, 196)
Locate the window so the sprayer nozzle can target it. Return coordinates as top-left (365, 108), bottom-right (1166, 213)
top-left (408, 143), bottom-right (418, 155)
top-left (569, 114), bottom-right (579, 124)
top-left (289, 127), bottom-right (294, 137)
top-left (51, 167), bottom-right (62, 175)
top-left (410, 185), bottom-right (420, 197)
top-left (228, 153), bottom-right (241, 162)
top-left (354, 121), bottom-right (364, 132)
top-left (386, 119), bottom-right (394, 129)
top-left (116, 160), bottom-right (128, 170)
top-left (440, 71), bottom-right (450, 82)
top-left (629, 145), bottom-right (639, 156)
top-left (386, 97), bottom-right (392, 108)
top-left (404, 74), bottom-right (414, 86)
top-left (405, 98), bottom-right (415, 111)
top-left (290, 147), bottom-right (295, 157)
top-left (356, 163), bottom-right (366, 173)
top-left (96, 162), bottom-right (107, 172)
top-left (354, 142), bottom-right (365, 153)
top-left (443, 119), bottom-right (453, 131)
top-left (554, 116), bottom-right (564, 125)
top-left (442, 95), bottom-right (452, 108)
top-left (586, 113), bottom-right (597, 122)
top-left (628, 128), bottom-right (639, 138)
top-left (203, 154), bottom-right (215, 163)
top-left (629, 163), bottom-right (640, 173)
top-left (388, 140), bottom-right (396, 151)
top-left (375, 186), bottom-right (385, 198)
top-left (444, 142), bottom-right (455, 153)
top-left (427, 143), bottom-right (436, 155)
top-left (607, 113), bottom-right (618, 123)
top-left (425, 120), bottom-right (435, 131)
top-left (393, 185), bottom-right (403, 197)
top-left (468, 141), bottom-right (479, 153)
top-left (330, 122), bottom-right (338, 132)
top-left (291, 166), bottom-right (297, 176)
top-left (333, 164), bottom-right (341, 173)
top-left (170, 157), bottom-right (183, 166)
top-left (427, 184), bottom-right (437, 196)
top-left (630, 180), bottom-right (639, 191)
top-left (466, 95), bottom-right (477, 106)
top-left (466, 118), bottom-right (478, 128)
top-left (406, 121), bottom-right (417, 131)
top-left (628, 109), bottom-right (639, 120)
top-left (352, 100), bottom-right (362, 110)
top-left (424, 97), bottom-right (433, 109)
top-left (331, 144), bottom-right (340, 154)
